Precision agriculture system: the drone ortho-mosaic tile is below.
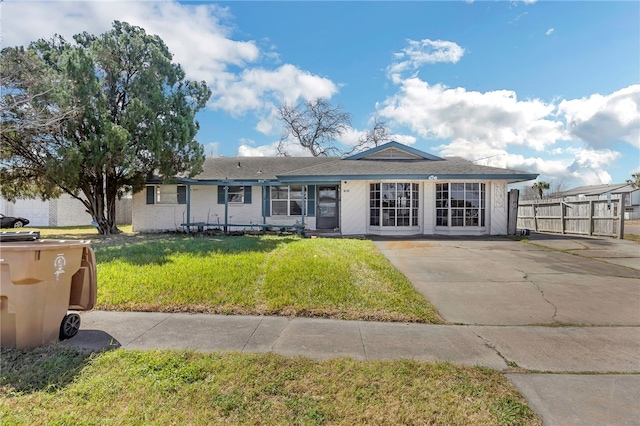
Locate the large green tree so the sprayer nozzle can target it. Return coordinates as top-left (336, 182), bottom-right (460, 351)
top-left (0, 21), bottom-right (211, 234)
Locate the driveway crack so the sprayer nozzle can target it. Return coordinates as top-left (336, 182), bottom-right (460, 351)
top-left (515, 268), bottom-right (558, 322)
top-left (470, 327), bottom-right (513, 368)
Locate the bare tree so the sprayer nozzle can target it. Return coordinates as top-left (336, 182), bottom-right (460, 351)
top-left (345, 117), bottom-right (391, 155)
top-left (548, 180), bottom-right (568, 197)
top-left (276, 98), bottom-right (351, 157)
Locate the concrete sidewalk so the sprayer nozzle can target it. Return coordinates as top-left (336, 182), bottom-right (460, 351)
top-left (68, 311), bottom-right (640, 373)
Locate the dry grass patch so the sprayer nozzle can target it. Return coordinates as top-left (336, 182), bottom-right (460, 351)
top-left (1, 346), bottom-right (541, 425)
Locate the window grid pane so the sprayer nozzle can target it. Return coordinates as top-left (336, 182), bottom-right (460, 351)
top-left (371, 182), bottom-right (419, 227)
top-left (270, 186), bottom-right (308, 216)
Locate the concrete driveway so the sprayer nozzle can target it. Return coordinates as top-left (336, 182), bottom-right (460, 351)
top-left (374, 233), bottom-right (640, 425)
top-left (373, 233), bottom-right (640, 326)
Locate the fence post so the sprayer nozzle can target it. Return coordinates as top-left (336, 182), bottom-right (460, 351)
top-left (618, 194), bottom-right (625, 239)
top-left (507, 189), bottom-right (519, 235)
top-left (533, 202), bottom-right (538, 231)
top-left (588, 200), bottom-right (594, 236)
top-left (560, 200), bottom-right (565, 234)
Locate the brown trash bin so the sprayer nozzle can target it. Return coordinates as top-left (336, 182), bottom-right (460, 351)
top-left (0, 232), bottom-right (97, 349)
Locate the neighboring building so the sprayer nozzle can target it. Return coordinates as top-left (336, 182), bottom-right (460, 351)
top-left (133, 141), bottom-right (538, 236)
top-left (0, 193), bottom-right (132, 227)
top-left (552, 183), bottom-right (640, 220)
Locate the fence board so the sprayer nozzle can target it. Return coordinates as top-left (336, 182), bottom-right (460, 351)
top-left (517, 195), bottom-right (623, 238)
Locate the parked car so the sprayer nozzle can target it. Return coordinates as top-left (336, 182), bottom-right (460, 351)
top-left (0, 213), bottom-right (30, 228)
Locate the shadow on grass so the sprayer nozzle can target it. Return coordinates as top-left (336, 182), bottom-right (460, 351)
top-left (0, 344), bottom-right (101, 394)
top-left (95, 234), bottom-right (300, 266)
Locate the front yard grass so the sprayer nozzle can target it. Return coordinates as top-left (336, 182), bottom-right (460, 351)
top-left (0, 345), bottom-right (541, 425)
top-left (95, 235), bottom-right (442, 323)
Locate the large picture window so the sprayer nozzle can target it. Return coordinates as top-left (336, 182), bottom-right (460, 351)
top-left (436, 183), bottom-right (485, 227)
top-left (370, 183), bottom-right (419, 227)
top-left (271, 185), bottom-right (308, 216)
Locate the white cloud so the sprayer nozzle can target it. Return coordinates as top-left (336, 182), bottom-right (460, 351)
top-left (237, 140), bottom-right (313, 157)
top-left (209, 64), bottom-right (338, 117)
top-left (437, 139), bottom-right (618, 185)
top-left (3, 1), bottom-right (339, 123)
top-left (558, 85), bottom-right (640, 149)
top-left (379, 77), bottom-right (566, 151)
top-left (546, 28), bottom-right (554, 36)
top-left (388, 39), bottom-right (465, 79)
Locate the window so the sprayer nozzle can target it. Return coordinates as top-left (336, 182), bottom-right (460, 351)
top-left (146, 185), bottom-right (186, 204)
top-left (227, 186), bottom-right (244, 203)
top-left (370, 183), bottom-right (419, 227)
top-left (271, 185), bottom-right (309, 216)
top-left (436, 183), bottom-right (485, 227)
top-left (217, 186), bottom-right (252, 204)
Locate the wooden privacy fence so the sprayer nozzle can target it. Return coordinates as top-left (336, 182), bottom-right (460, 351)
top-left (517, 194), bottom-right (626, 239)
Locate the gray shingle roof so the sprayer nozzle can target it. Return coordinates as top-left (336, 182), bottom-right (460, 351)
top-left (194, 157), bottom-right (337, 180)
top-left (554, 183), bottom-right (638, 197)
top-left (190, 155), bottom-right (537, 183)
top-left (279, 156), bottom-right (535, 179)
top-left (185, 142), bottom-right (538, 183)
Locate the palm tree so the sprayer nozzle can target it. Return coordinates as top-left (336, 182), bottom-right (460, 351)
top-left (626, 173), bottom-right (640, 189)
top-left (532, 181), bottom-right (550, 199)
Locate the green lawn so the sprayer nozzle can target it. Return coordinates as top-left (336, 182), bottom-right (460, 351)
top-left (94, 235), bottom-right (442, 323)
top-left (0, 345), bottom-right (541, 426)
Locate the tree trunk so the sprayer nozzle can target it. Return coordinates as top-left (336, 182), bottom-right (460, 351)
top-left (82, 175), bottom-right (121, 235)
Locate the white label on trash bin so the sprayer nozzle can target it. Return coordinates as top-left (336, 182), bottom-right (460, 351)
top-left (54, 254), bottom-right (66, 281)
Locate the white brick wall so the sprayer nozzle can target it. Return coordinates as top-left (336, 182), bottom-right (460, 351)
top-left (132, 181), bottom-right (512, 235)
top-left (55, 193), bottom-right (93, 227)
top-left (133, 185), bottom-right (317, 232)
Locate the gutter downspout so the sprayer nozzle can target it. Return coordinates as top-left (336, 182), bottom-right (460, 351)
top-left (224, 185), bottom-right (229, 234)
top-left (186, 184), bottom-right (191, 234)
top-left (301, 185), bottom-right (306, 227)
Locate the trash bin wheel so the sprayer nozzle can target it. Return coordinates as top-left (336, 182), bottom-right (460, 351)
top-left (60, 313), bottom-right (81, 339)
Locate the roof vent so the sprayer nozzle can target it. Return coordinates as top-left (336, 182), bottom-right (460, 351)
top-left (237, 162), bottom-right (241, 168)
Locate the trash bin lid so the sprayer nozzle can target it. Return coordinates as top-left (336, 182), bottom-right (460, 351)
top-left (0, 230), bottom-right (41, 242)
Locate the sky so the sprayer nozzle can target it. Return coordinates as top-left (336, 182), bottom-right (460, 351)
top-left (2, 0), bottom-right (639, 189)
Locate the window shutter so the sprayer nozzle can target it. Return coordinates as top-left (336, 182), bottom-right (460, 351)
top-left (263, 186), bottom-right (270, 216)
top-left (177, 186), bottom-right (187, 204)
top-left (217, 186), bottom-right (225, 204)
top-left (146, 186), bottom-right (155, 205)
top-left (244, 186), bottom-right (252, 204)
top-left (307, 185), bottom-right (315, 217)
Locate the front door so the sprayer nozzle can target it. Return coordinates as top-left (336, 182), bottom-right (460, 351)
top-left (316, 186), bottom-right (339, 229)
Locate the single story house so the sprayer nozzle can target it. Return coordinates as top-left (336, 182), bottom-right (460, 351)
top-left (552, 183), bottom-right (640, 220)
top-left (133, 141), bottom-right (538, 236)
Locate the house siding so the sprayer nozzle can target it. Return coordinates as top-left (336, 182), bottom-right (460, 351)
top-left (490, 181), bottom-right (508, 235)
top-left (423, 181), bottom-right (435, 235)
top-left (341, 181), bottom-right (367, 235)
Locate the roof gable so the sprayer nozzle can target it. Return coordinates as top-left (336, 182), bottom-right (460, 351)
top-left (345, 141), bottom-right (443, 161)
